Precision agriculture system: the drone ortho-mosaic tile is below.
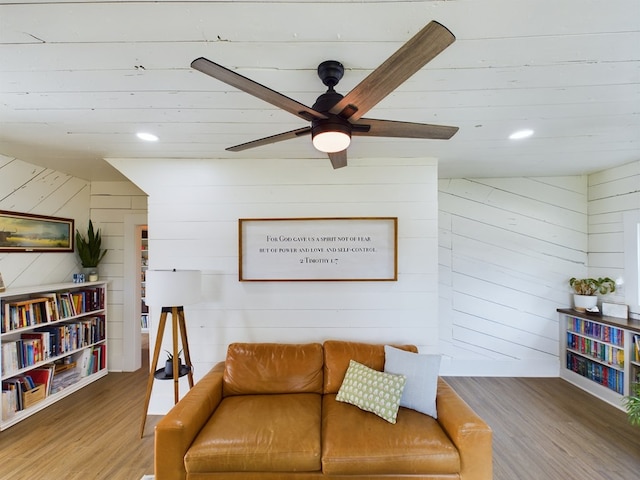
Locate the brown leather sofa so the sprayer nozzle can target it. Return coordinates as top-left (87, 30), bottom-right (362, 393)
top-left (154, 340), bottom-right (492, 480)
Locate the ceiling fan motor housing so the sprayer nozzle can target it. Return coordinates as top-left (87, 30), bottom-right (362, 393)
top-left (317, 60), bottom-right (344, 88)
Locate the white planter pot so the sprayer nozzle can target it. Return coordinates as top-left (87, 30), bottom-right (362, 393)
top-left (573, 294), bottom-right (598, 312)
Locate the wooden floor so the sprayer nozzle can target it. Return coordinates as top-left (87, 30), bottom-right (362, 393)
top-left (0, 335), bottom-right (161, 480)
top-left (1, 345), bottom-right (638, 479)
top-left (446, 376), bottom-right (640, 480)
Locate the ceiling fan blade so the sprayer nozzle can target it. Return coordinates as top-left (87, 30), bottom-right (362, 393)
top-left (191, 57), bottom-right (327, 122)
top-left (353, 118), bottom-right (458, 140)
top-left (328, 150), bottom-right (348, 169)
top-left (330, 21), bottom-right (455, 121)
top-left (226, 127), bottom-right (311, 152)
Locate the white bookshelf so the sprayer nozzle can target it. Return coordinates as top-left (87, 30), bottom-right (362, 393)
top-left (558, 308), bottom-right (640, 411)
top-left (1, 281), bottom-right (108, 430)
top-left (140, 227), bottom-right (149, 332)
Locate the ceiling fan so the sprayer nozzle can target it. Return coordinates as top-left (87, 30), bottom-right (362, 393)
top-left (191, 20), bottom-right (458, 169)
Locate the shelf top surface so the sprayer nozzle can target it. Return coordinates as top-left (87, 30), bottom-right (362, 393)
top-left (1, 281), bottom-right (107, 299)
top-left (558, 308), bottom-right (640, 334)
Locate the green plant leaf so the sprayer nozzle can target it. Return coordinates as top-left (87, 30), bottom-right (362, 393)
top-left (76, 220), bottom-right (107, 268)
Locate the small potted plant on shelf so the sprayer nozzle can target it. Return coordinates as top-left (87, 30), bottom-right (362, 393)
top-left (75, 220), bottom-right (107, 281)
top-left (624, 382), bottom-right (640, 427)
top-left (569, 277), bottom-right (616, 312)
top-left (164, 350), bottom-right (184, 377)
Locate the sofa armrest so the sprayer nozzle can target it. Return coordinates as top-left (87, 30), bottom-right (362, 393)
top-left (154, 362), bottom-right (225, 480)
top-left (436, 378), bottom-right (492, 480)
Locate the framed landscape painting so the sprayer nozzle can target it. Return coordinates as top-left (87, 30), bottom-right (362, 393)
top-left (0, 210), bottom-right (74, 252)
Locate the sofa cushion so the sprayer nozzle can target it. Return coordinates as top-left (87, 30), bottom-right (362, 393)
top-left (185, 393), bottom-right (322, 473)
top-left (384, 345), bottom-right (441, 418)
top-left (336, 360), bottom-right (406, 423)
top-left (223, 342), bottom-right (323, 396)
top-left (323, 340), bottom-right (417, 394)
top-left (322, 394), bottom-right (461, 475)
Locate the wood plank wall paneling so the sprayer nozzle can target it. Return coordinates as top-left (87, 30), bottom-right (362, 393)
top-left (438, 176), bottom-right (589, 376)
top-left (110, 157), bottom-right (440, 413)
top-left (0, 154), bottom-right (89, 287)
top-left (587, 160), bottom-right (640, 311)
top-left (0, 155), bottom-right (149, 373)
top-left (89, 181), bottom-right (148, 371)
top-left (4, 151), bottom-right (636, 409)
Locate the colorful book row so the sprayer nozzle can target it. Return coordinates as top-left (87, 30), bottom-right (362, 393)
top-left (1, 287), bottom-right (105, 333)
top-left (567, 317), bottom-right (624, 347)
top-left (2, 346), bottom-right (107, 420)
top-left (566, 332), bottom-right (625, 367)
top-left (2, 297), bottom-right (55, 333)
top-left (566, 352), bottom-right (624, 394)
top-left (1, 316), bottom-right (105, 376)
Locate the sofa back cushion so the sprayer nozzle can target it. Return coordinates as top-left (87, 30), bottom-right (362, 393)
top-left (223, 342), bottom-right (324, 396)
top-left (323, 340), bottom-right (417, 394)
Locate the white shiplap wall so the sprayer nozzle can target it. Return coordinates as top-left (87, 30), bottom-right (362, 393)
top-left (0, 153), bottom-right (149, 372)
top-left (438, 176), bottom-right (589, 376)
top-left (89, 181), bottom-right (147, 371)
top-left (588, 160), bottom-right (640, 314)
top-left (5, 150), bottom-right (636, 402)
top-left (109, 157), bottom-right (440, 413)
top-left (0, 153), bottom-right (89, 287)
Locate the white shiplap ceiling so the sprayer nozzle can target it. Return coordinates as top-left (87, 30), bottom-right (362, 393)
top-left (1, 0), bottom-right (639, 181)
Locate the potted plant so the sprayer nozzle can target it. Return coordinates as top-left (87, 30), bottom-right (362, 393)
top-left (569, 277), bottom-right (616, 312)
top-left (164, 349), bottom-right (184, 377)
top-left (75, 220), bottom-right (107, 280)
top-left (624, 382), bottom-right (640, 427)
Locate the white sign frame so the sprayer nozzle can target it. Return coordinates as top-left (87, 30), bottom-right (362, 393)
top-left (239, 217), bottom-right (398, 281)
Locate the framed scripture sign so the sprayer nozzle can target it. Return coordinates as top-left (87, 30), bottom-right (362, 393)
top-left (0, 210), bottom-right (74, 252)
top-left (239, 217), bottom-right (397, 281)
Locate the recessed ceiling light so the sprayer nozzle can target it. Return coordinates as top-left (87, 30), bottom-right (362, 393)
top-left (509, 129), bottom-right (534, 140)
top-left (137, 132), bottom-right (159, 142)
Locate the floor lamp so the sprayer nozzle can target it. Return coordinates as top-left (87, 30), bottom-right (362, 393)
top-left (140, 269), bottom-right (201, 437)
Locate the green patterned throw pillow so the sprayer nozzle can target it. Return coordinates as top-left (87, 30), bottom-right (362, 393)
top-left (336, 359), bottom-right (406, 424)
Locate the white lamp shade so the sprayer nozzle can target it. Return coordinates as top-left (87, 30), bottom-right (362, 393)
top-left (145, 269), bottom-right (202, 307)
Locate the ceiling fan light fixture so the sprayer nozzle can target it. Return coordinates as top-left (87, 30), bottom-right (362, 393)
top-left (311, 121), bottom-right (352, 153)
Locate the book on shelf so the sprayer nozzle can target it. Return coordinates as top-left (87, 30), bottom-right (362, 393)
top-left (5, 379), bottom-right (23, 411)
top-left (29, 366), bottom-right (54, 396)
top-left (566, 351), bottom-right (624, 394)
top-left (1, 333), bottom-right (52, 374)
top-left (31, 293), bottom-right (60, 322)
top-left (1, 340), bottom-right (20, 376)
top-left (568, 316), bottom-right (624, 347)
top-left (80, 344), bottom-right (107, 376)
top-left (1, 287), bottom-right (105, 333)
top-left (78, 348), bottom-right (93, 377)
top-left (1, 373), bottom-right (43, 413)
top-left (1, 389), bottom-right (16, 420)
top-left (1, 297), bottom-right (52, 333)
top-left (50, 361), bottom-right (81, 393)
top-left (21, 331), bottom-right (50, 362)
top-left (33, 316), bottom-right (105, 359)
top-left (57, 292), bottom-right (76, 318)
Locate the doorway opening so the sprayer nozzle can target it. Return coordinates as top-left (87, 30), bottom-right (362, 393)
top-left (123, 214), bottom-right (148, 371)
